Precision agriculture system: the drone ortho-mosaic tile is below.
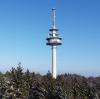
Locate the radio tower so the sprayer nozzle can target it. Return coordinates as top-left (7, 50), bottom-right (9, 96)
top-left (46, 8), bottom-right (62, 79)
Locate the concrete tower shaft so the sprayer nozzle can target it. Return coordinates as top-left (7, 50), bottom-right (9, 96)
top-left (52, 46), bottom-right (56, 79)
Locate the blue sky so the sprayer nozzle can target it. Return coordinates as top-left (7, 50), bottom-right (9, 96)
top-left (0, 0), bottom-right (100, 76)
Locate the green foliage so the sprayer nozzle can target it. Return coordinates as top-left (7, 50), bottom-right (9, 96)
top-left (0, 65), bottom-right (100, 99)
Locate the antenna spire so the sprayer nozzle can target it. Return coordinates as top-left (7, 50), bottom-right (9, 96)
top-left (52, 8), bottom-right (56, 29)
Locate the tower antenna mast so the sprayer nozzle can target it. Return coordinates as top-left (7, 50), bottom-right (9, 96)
top-left (52, 8), bottom-right (56, 29)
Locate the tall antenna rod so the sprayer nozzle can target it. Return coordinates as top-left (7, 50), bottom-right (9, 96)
top-left (52, 8), bottom-right (56, 29)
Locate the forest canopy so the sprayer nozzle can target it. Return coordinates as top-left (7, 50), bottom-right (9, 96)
top-left (0, 64), bottom-right (100, 99)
